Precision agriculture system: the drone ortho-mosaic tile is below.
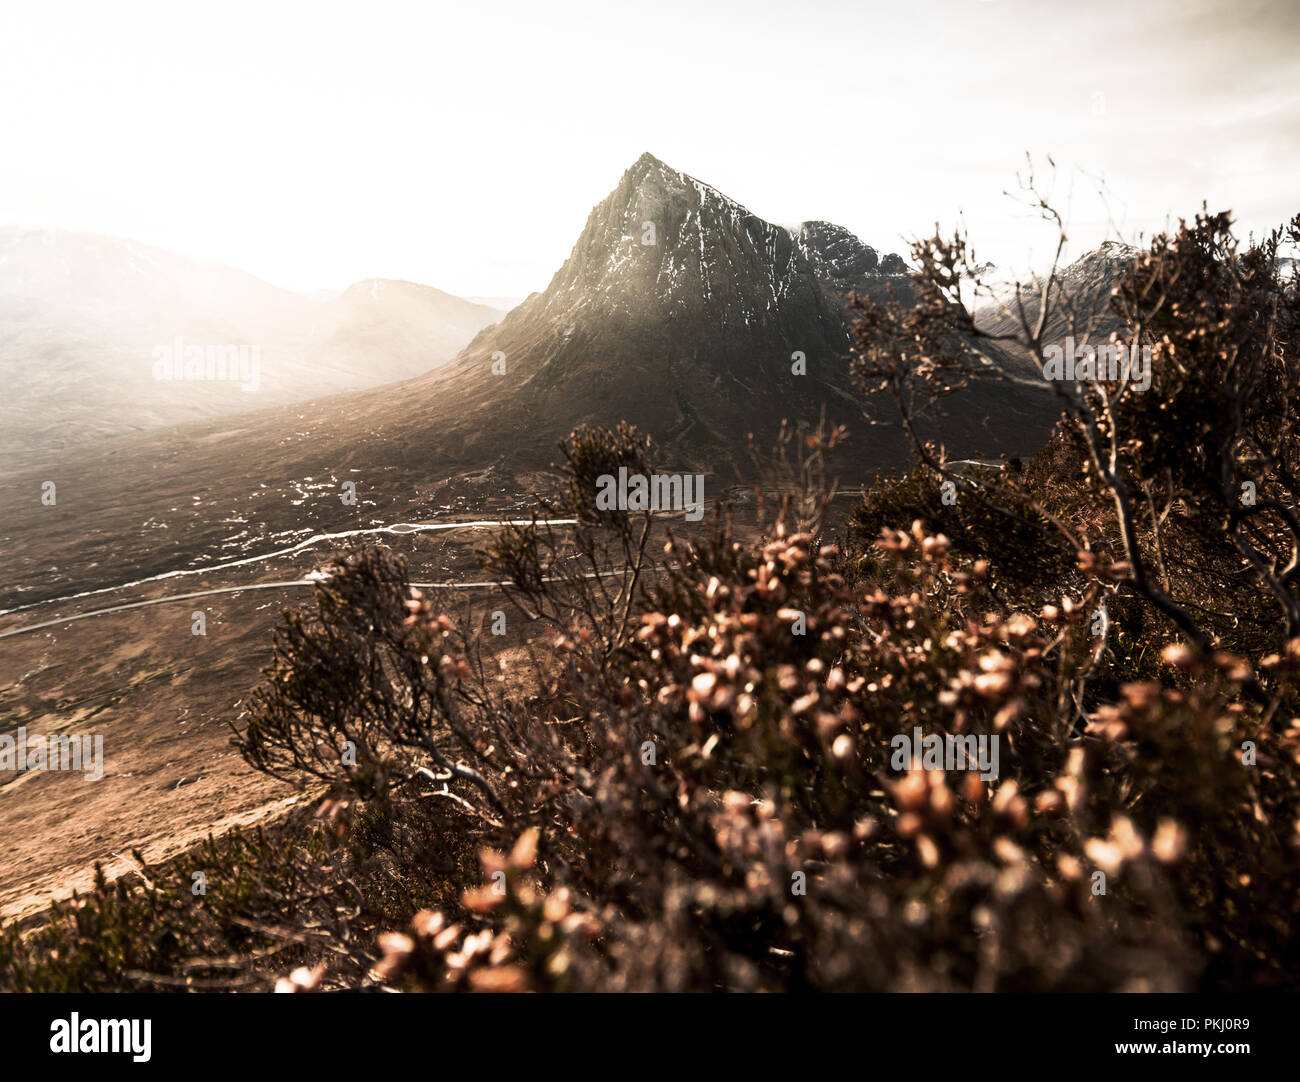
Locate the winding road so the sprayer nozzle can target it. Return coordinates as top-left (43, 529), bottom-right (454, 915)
top-left (0, 516), bottom-right (582, 640)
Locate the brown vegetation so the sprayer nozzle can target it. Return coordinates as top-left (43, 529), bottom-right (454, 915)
top-left (4, 207), bottom-right (1298, 992)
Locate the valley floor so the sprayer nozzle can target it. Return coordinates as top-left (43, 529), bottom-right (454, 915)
top-left (0, 523), bottom-right (545, 924)
top-left (0, 509), bottom-right (744, 925)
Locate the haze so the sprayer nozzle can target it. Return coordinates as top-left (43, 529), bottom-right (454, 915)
top-left (1, 0), bottom-right (1295, 296)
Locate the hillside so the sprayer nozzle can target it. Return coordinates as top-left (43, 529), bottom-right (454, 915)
top-left (0, 229), bottom-right (502, 454)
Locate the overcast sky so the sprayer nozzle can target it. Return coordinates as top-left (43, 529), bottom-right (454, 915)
top-left (1, 0), bottom-right (1296, 296)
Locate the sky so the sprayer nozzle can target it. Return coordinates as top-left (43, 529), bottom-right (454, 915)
top-left (1, 0), bottom-right (1296, 297)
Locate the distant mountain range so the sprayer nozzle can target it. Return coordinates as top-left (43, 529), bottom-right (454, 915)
top-left (0, 227), bottom-right (504, 454)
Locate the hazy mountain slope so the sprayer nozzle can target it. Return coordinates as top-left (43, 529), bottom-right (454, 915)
top-left (0, 226), bottom-right (308, 335)
top-left (0, 230), bottom-right (502, 454)
top-left (302, 278), bottom-right (505, 386)
top-left (467, 295), bottom-right (527, 312)
top-left (973, 242), bottom-right (1137, 342)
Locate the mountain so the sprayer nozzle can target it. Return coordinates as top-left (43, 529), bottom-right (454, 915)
top-left (360, 152), bottom-right (1048, 482)
top-left (0, 230), bottom-right (502, 455)
top-left (790, 219), bottom-right (911, 300)
top-left (0, 226), bottom-right (308, 336)
top-left (298, 278), bottom-right (506, 386)
top-left (0, 156), bottom-right (1060, 609)
top-left (467, 295), bottom-right (527, 312)
top-left (973, 241), bottom-right (1138, 341)
top-left (391, 153), bottom-right (939, 473)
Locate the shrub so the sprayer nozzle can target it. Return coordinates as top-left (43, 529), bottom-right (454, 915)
top-left (6, 208), bottom-right (1299, 992)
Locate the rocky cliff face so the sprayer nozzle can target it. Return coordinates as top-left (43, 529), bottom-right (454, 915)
top-left (790, 218), bottom-right (912, 301)
top-left (793, 219), bottom-right (880, 287)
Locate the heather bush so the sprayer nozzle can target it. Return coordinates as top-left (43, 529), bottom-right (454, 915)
top-left (5, 207), bottom-right (1298, 993)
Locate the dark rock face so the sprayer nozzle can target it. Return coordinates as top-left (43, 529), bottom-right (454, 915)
top-left (790, 220), bottom-right (917, 306)
top-left (879, 252), bottom-right (908, 276)
top-left (793, 220), bottom-right (880, 288)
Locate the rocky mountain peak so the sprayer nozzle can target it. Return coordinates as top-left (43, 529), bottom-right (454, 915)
top-left (792, 220), bottom-right (880, 289)
top-left (532, 154), bottom-right (817, 329)
top-left (434, 155), bottom-right (883, 461)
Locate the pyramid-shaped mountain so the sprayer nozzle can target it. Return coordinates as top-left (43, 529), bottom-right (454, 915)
top-left (416, 153), bottom-right (924, 472)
